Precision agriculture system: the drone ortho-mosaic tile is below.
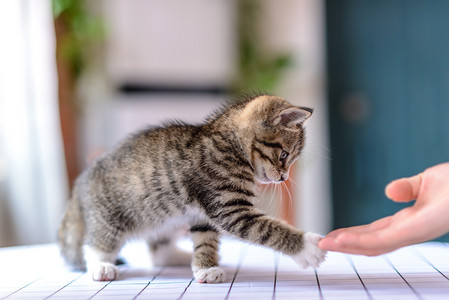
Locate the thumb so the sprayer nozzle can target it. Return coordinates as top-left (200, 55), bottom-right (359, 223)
top-left (385, 174), bottom-right (422, 202)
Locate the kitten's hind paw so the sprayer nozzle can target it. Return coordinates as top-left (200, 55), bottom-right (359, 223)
top-left (291, 232), bottom-right (327, 269)
top-left (193, 267), bottom-right (226, 284)
top-left (90, 262), bottom-right (118, 281)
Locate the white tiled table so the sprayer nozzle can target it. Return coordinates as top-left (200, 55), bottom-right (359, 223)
top-left (1, 238), bottom-right (448, 299)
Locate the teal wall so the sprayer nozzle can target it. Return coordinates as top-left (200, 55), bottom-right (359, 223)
top-left (326, 0), bottom-right (449, 240)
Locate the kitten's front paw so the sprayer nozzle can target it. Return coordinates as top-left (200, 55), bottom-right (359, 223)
top-left (193, 267), bottom-right (226, 284)
top-left (91, 262), bottom-right (118, 281)
top-left (292, 232), bottom-right (327, 269)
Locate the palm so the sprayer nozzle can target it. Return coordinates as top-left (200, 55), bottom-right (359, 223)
top-left (319, 162), bottom-right (449, 256)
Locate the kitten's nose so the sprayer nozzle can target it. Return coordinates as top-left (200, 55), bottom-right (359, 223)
top-left (279, 173), bottom-right (288, 182)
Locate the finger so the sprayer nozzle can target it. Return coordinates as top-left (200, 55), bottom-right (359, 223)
top-left (385, 174), bottom-right (422, 202)
top-left (333, 222), bottom-right (415, 256)
top-left (324, 216), bottom-right (393, 238)
top-left (319, 238), bottom-right (397, 256)
top-left (318, 232), bottom-right (391, 255)
top-left (323, 226), bottom-right (371, 241)
top-left (318, 238), bottom-right (388, 255)
top-left (365, 216), bottom-right (393, 231)
top-left (319, 217), bottom-right (393, 252)
top-left (318, 236), bottom-right (341, 251)
top-left (325, 227), bottom-right (360, 238)
top-left (319, 232), bottom-right (396, 256)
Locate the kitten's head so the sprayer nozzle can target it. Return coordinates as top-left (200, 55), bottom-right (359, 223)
top-left (237, 95), bottom-right (313, 184)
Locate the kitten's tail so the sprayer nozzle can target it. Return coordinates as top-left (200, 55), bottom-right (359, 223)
top-left (58, 190), bottom-right (86, 271)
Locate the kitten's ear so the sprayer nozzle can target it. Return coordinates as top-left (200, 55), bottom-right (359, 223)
top-left (273, 106), bottom-right (313, 129)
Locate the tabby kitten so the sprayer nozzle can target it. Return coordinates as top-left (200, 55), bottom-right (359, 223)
top-left (59, 95), bottom-right (327, 283)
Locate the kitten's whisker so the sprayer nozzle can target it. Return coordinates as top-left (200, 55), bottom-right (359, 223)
top-left (288, 177), bottom-right (299, 190)
top-left (302, 144), bottom-right (332, 162)
top-left (277, 183), bottom-right (284, 220)
top-left (268, 183), bottom-right (277, 215)
top-left (283, 182), bottom-right (293, 204)
top-left (305, 143), bottom-right (331, 155)
top-left (308, 143), bottom-right (331, 153)
top-left (282, 181), bottom-right (294, 222)
top-left (271, 183), bottom-right (280, 219)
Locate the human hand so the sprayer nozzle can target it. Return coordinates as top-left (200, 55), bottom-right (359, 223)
top-left (319, 162), bottom-right (449, 256)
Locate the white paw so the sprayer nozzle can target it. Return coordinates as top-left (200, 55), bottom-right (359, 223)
top-left (193, 267), bottom-right (226, 284)
top-left (291, 232), bottom-right (327, 269)
top-left (91, 262), bottom-right (118, 281)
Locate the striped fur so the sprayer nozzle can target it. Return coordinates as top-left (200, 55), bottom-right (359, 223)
top-left (58, 95), bottom-right (323, 283)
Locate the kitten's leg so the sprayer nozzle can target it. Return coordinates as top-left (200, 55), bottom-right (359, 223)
top-left (149, 237), bottom-right (192, 267)
top-left (84, 245), bottom-right (120, 281)
top-left (210, 205), bottom-right (326, 269)
top-left (84, 231), bottom-right (124, 281)
top-left (190, 225), bottom-right (224, 284)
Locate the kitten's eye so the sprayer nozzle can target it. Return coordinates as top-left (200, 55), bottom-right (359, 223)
top-left (279, 150), bottom-right (289, 161)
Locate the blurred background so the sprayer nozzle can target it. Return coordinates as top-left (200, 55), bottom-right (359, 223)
top-left (0, 0), bottom-right (447, 247)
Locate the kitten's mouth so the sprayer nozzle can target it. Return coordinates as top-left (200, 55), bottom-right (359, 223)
top-left (259, 171), bottom-right (273, 184)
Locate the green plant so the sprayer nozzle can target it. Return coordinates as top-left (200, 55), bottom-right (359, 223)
top-left (233, 0), bottom-right (294, 95)
top-left (52, 0), bottom-right (105, 78)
